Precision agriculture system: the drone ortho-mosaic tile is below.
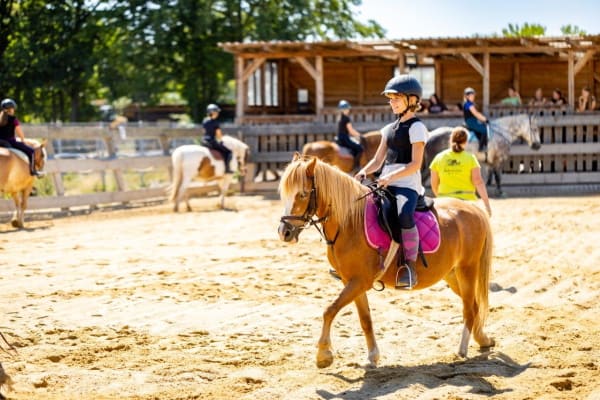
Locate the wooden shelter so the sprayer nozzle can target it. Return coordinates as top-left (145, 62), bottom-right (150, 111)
top-left (219, 35), bottom-right (600, 124)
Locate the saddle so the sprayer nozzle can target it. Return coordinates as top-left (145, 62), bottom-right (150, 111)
top-left (334, 143), bottom-right (354, 160)
top-left (0, 143), bottom-right (29, 163)
top-left (200, 140), bottom-right (225, 161)
top-left (364, 188), bottom-right (440, 255)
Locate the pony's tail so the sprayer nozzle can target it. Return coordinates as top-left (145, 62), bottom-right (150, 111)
top-left (169, 150), bottom-right (184, 203)
top-left (473, 213), bottom-right (493, 336)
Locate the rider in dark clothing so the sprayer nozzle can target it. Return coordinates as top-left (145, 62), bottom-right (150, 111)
top-left (335, 100), bottom-right (363, 169)
top-left (202, 104), bottom-right (233, 174)
top-left (0, 98), bottom-right (40, 176)
top-left (462, 87), bottom-right (489, 152)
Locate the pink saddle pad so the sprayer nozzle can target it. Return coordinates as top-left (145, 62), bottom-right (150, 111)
top-left (364, 195), bottom-right (440, 253)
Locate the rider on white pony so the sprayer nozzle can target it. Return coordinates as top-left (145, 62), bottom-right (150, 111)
top-left (202, 104), bottom-right (233, 174)
top-left (0, 98), bottom-right (41, 176)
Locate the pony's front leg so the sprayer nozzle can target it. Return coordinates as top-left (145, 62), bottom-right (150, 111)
top-left (354, 292), bottom-right (379, 367)
top-left (317, 278), bottom-right (366, 368)
top-left (10, 192), bottom-right (23, 228)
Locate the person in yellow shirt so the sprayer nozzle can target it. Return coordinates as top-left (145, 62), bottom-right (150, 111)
top-left (429, 127), bottom-right (492, 216)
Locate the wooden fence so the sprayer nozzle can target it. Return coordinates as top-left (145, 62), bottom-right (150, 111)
top-left (1, 113), bottom-right (599, 214)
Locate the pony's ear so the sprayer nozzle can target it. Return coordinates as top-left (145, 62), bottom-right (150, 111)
top-left (292, 152), bottom-right (301, 161)
top-left (306, 156), bottom-right (317, 178)
top-left (40, 138), bottom-right (48, 147)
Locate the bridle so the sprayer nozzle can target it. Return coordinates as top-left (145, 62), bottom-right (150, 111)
top-left (279, 176), bottom-right (337, 245)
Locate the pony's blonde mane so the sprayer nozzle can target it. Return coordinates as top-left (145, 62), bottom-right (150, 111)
top-left (279, 157), bottom-right (367, 230)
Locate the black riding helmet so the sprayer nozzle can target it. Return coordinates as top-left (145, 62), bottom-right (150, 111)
top-left (1, 98), bottom-right (17, 110)
top-left (381, 75), bottom-right (423, 99)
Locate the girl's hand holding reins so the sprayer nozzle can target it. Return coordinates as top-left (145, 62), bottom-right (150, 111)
top-left (354, 171), bottom-right (366, 182)
top-left (376, 174), bottom-right (392, 188)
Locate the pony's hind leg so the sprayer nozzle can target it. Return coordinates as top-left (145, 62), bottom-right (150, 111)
top-left (449, 268), bottom-right (494, 357)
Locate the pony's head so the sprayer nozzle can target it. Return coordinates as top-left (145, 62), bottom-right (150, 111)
top-left (496, 114), bottom-right (541, 150)
top-left (222, 135), bottom-right (249, 175)
top-left (26, 138), bottom-right (47, 173)
top-left (278, 154), bottom-right (366, 243)
top-left (527, 115), bottom-right (542, 150)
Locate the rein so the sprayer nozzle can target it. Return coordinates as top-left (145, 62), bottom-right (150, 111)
top-left (279, 176), bottom-right (338, 246)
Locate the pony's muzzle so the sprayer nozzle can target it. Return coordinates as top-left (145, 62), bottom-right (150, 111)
top-left (531, 142), bottom-right (541, 150)
top-left (278, 220), bottom-right (301, 243)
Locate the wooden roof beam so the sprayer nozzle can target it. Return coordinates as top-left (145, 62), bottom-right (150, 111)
top-left (241, 57), bottom-right (266, 82)
top-left (574, 50), bottom-right (596, 75)
top-left (294, 57), bottom-right (318, 81)
top-left (461, 52), bottom-right (484, 76)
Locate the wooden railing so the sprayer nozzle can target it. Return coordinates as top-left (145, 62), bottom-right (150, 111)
top-left (2, 113), bottom-right (599, 215)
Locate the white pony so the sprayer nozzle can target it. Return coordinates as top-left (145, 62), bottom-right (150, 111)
top-left (169, 135), bottom-right (249, 211)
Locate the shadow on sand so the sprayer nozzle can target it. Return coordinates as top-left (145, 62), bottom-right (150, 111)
top-left (316, 351), bottom-right (529, 400)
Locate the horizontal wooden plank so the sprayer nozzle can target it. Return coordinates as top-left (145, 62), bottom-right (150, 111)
top-left (501, 172), bottom-right (600, 185)
top-left (44, 156), bottom-right (171, 173)
top-left (0, 188), bottom-right (168, 212)
top-left (509, 143), bottom-right (600, 156)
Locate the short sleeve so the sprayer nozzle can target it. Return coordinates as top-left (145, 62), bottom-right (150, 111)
top-left (409, 121), bottom-right (428, 143)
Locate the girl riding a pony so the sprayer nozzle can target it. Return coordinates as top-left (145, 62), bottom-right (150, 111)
top-left (355, 75), bottom-right (428, 290)
top-left (202, 103), bottom-right (233, 174)
top-left (335, 100), bottom-right (363, 170)
top-left (0, 98), bottom-right (41, 176)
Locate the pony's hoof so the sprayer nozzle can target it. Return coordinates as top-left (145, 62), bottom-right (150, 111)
top-left (10, 219), bottom-right (20, 228)
top-left (316, 350), bottom-right (334, 368)
top-left (367, 348), bottom-right (380, 367)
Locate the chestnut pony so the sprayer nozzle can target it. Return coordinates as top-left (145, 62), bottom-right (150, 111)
top-left (278, 155), bottom-right (494, 368)
top-left (0, 139), bottom-right (47, 228)
top-left (301, 130), bottom-right (381, 173)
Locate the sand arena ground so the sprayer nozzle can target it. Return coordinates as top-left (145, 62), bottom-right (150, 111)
top-left (0, 193), bottom-right (599, 399)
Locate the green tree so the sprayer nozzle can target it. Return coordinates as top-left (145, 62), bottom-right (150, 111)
top-left (502, 23), bottom-right (546, 37)
top-left (560, 25), bottom-right (587, 36)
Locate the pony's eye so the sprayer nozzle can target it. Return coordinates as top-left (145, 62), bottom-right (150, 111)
top-left (299, 191), bottom-right (307, 199)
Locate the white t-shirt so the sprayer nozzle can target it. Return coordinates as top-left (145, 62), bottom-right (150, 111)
top-left (380, 120), bottom-right (429, 194)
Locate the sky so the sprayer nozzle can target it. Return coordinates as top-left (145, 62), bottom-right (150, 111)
top-left (353, 0), bottom-right (600, 39)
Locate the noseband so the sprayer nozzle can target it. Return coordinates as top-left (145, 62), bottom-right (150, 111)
top-left (279, 176), bottom-right (337, 245)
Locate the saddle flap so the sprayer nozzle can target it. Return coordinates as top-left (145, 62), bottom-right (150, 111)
top-left (373, 189), bottom-right (402, 243)
top-left (336, 145), bottom-right (354, 159)
top-left (364, 193), bottom-right (441, 254)
top-left (208, 149), bottom-right (223, 161)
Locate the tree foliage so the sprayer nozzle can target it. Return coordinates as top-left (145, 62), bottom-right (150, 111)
top-left (560, 24), bottom-right (587, 36)
top-left (501, 23), bottom-right (546, 37)
top-left (0, 0), bottom-right (384, 122)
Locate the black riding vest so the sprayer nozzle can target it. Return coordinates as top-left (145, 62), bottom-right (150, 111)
top-left (384, 117), bottom-right (420, 164)
top-left (0, 115), bottom-right (16, 141)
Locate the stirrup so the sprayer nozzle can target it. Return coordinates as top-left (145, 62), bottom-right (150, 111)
top-left (395, 264), bottom-right (417, 290)
top-left (329, 269), bottom-right (341, 281)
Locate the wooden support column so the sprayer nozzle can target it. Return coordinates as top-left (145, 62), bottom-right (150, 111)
top-left (434, 60), bottom-right (442, 98)
top-left (397, 54), bottom-right (405, 74)
top-left (358, 64), bottom-right (364, 104)
top-left (235, 56), bottom-right (244, 122)
top-left (315, 56), bottom-right (324, 115)
top-left (568, 50), bottom-right (575, 110)
top-left (513, 62), bottom-right (520, 93)
top-left (483, 52), bottom-right (490, 115)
